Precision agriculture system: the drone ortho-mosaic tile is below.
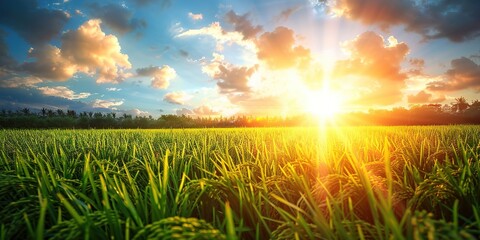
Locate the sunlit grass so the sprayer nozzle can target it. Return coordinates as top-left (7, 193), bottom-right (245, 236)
top-left (0, 126), bottom-right (479, 239)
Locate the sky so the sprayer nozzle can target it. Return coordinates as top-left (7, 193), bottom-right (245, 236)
top-left (1, 0), bottom-right (479, 118)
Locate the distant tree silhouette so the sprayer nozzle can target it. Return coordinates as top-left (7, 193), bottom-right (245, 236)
top-left (452, 97), bottom-right (469, 113)
top-left (1, 97), bottom-right (480, 129)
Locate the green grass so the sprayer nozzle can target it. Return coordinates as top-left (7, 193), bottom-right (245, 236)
top-left (0, 126), bottom-right (479, 239)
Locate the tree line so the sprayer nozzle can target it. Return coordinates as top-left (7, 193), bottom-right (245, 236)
top-left (1, 97), bottom-right (479, 129)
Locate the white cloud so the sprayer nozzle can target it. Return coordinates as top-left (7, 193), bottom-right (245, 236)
top-left (106, 87), bottom-right (122, 91)
top-left (92, 99), bottom-right (124, 108)
top-left (136, 65), bottom-right (176, 89)
top-left (188, 12), bottom-right (203, 21)
top-left (177, 22), bottom-right (256, 51)
top-left (38, 86), bottom-right (91, 100)
top-left (163, 91), bottom-right (192, 105)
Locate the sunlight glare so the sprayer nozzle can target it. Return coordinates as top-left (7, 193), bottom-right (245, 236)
top-left (306, 88), bottom-right (342, 118)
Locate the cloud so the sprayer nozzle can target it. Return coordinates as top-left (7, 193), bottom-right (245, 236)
top-left (201, 53), bottom-right (257, 93)
top-left (106, 87), bottom-right (121, 91)
top-left (21, 19), bottom-right (132, 83)
top-left (163, 91), bottom-right (191, 105)
top-left (21, 45), bottom-right (76, 81)
top-left (177, 22), bottom-right (256, 51)
top-left (175, 108), bottom-right (193, 116)
top-left (131, 0), bottom-right (172, 8)
top-left (408, 58), bottom-right (425, 75)
top-left (275, 6), bottom-right (301, 22)
top-left (333, 31), bottom-right (409, 105)
top-left (88, 3), bottom-right (146, 34)
top-left (37, 86), bottom-right (91, 100)
top-left (427, 57), bottom-right (480, 92)
top-left (192, 105), bottom-right (220, 116)
top-left (92, 99), bottom-right (124, 109)
top-left (188, 12), bottom-right (203, 21)
top-left (0, 0), bottom-right (69, 45)
top-left (0, 69), bottom-right (42, 88)
top-left (136, 65), bottom-right (176, 89)
top-left (257, 27), bottom-right (311, 69)
top-left (120, 108), bottom-right (150, 117)
top-left (0, 87), bottom-right (101, 113)
top-left (329, 0), bottom-right (480, 42)
top-left (224, 10), bottom-right (263, 40)
top-left (179, 49), bottom-right (189, 58)
top-left (407, 90), bottom-right (445, 104)
top-left (0, 30), bottom-right (16, 68)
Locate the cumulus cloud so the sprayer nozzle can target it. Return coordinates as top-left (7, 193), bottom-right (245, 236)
top-left (0, 0), bottom-right (69, 45)
top-left (202, 53), bottom-right (257, 93)
top-left (427, 57), bottom-right (480, 92)
top-left (407, 90), bottom-right (445, 104)
top-left (88, 3), bottom-right (146, 34)
top-left (92, 99), bottom-right (124, 108)
top-left (21, 45), bottom-right (76, 81)
top-left (192, 105), bottom-right (220, 116)
top-left (188, 12), bottom-right (203, 21)
top-left (329, 0), bottom-right (480, 42)
top-left (136, 65), bottom-right (176, 89)
top-left (37, 86), bottom-right (91, 100)
top-left (177, 22), bottom-right (256, 51)
top-left (333, 31), bottom-right (409, 105)
top-left (21, 19), bottom-right (132, 83)
top-left (224, 10), bottom-right (263, 40)
top-left (163, 91), bottom-right (191, 105)
top-left (257, 27), bottom-right (311, 69)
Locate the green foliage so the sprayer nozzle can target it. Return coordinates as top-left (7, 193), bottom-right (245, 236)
top-left (0, 126), bottom-right (480, 239)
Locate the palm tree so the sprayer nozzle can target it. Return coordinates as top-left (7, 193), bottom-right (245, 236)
top-left (452, 97), bottom-right (469, 112)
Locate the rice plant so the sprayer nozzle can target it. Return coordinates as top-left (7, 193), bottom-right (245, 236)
top-left (0, 126), bottom-right (479, 239)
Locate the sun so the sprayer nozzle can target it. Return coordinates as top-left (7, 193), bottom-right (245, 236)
top-left (306, 88), bottom-right (343, 118)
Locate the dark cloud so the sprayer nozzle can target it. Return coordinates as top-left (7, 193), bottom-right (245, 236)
top-left (329, 0), bottom-right (480, 42)
top-left (407, 90), bottom-right (445, 104)
top-left (0, 0), bottom-right (69, 46)
top-left (427, 57), bottom-right (480, 92)
top-left (333, 31), bottom-right (409, 105)
top-left (275, 6), bottom-right (301, 22)
top-left (131, 0), bottom-right (172, 8)
top-left (257, 26), bottom-right (311, 69)
top-left (179, 49), bottom-right (189, 58)
top-left (0, 30), bottom-right (16, 68)
top-left (175, 108), bottom-right (193, 116)
top-left (225, 10), bottom-right (263, 40)
top-left (88, 3), bottom-right (146, 35)
top-left (408, 58), bottom-right (425, 76)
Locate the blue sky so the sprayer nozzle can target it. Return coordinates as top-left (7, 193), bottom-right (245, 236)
top-left (1, 0), bottom-right (480, 117)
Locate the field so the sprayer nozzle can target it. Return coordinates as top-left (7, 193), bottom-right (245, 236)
top-left (1, 126), bottom-right (480, 239)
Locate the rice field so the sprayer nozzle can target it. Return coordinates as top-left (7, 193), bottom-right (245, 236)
top-left (1, 126), bottom-right (480, 239)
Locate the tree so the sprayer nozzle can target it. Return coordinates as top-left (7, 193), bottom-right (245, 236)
top-left (452, 97), bottom-right (469, 112)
